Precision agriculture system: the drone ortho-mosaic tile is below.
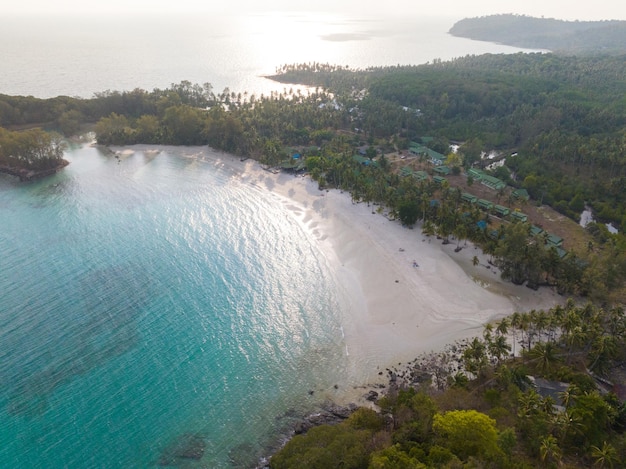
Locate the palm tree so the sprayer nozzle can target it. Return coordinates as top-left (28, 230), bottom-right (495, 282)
top-left (496, 317), bottom-right (510, 337)
top-left (591, 441), bottom-right (618, 468)
top-left (490, 335), bottom-right (512, 365)
top-left (463, 337), bottom-right (488, 380)
top-left (539, 435), bottom-right (561, 466)
top-left (510, 312), bottom-right (522, 357)
top-left (483, 322), bottom-right (494, 342)
top-left (518, 389), bottom-right (542, 419)
top-left (558, 384), bottom-right (580, 409)
top-left (588, 335), bottom-right (618, 375)
top-left (527, 342), bottom-right (560, 374)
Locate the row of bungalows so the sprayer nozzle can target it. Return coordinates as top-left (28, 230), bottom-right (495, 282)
top-left (529, 225), bottom-right (567, 258)
top-left (399, 166), bottom-right (428, 181)
top-left (466, 168), bottom-right (506, 191)
top-left (461, 191), bottom-right (532, 224)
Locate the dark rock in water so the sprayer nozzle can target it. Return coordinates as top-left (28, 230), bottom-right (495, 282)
top-left (294, 420), bottom-right (312, 435)
top-left (365, 390), bottom-right (379, 401)
top-left (293, 402), bottom-right (357, 435)
top-left (158, 433), bottom-right (206, 466)
top-left (323, 402), bottom-right (356, 419)
top-left (229, 442), bottom-right (260, 468)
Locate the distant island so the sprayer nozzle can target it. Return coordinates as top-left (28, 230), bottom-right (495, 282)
top-left (449, 14), bottom-right (626, 54)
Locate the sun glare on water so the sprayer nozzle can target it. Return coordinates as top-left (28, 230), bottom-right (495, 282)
top-left (241, 11), bottom-right (359, 75)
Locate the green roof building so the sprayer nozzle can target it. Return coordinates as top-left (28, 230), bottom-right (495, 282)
top-left (477, 199), bottom-right (494, 211)
top-left (400, 166), bottom-right (413, 177)
top-left (546, 233), bottom-right (563, 247)
top-left (467, 168), bottom-right (483, 181)
top-left (433, 165), bottom-right (451, 175)
top-left (510, 211), bottom-right (528, 223)
top-left (413, 170), bottom-right (429, 181)
top-left (513, 188), bottom-right (530, 200)
top-left (480, 174), bottom-right (506, 191)
top-left (494, 205), bottom-right (510, 217)
top-left (409, 142), bottom-right (446, 165)
top-left (462, 192), bottom-right (478, 204)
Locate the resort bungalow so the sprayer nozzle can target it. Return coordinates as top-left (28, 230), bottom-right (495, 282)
top-left (467, 168), bottom-right (483, 181)
top-left (546, 233), bottom-right (564, 248)
top-left (530, 225), bottom-right (544, 237)
top-left (409, 142), bottom-right (446, 165)
top-left (433, 165), bottom-right (451, 176)
top-left (352, 154), bottom-right (377, 167)
top-left (480, 174), bottom-right (506, 191)
top-left (550, 246), bottom-right (568, 259)
top-left (494, 204), bottom-right (510, 217)
top-left (462, 192), bottom-right (478, 204)
top-left (468, 168), bottom-right (505, 190)
top-left (509, 211), bottom-right (528, 223)
top-left (477, 199), bottom-right (494, 211)
top-left (413, 170), bottom-right (428, 181)
top-left (400, 166), bottom-right (413, 177)
top-left (513, 188), bottom-right (530, 201)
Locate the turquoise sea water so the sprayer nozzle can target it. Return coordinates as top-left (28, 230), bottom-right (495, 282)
top-left (0, 144), bottom-right (349, 467)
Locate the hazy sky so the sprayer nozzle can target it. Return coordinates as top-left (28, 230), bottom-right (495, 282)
top-left (4, 0), bottom-right (626, 21)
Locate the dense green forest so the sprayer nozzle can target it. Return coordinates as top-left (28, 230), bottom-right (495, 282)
top-left (449, 14), bottom-right (626, 54)
top-left (271, 301), bottom-right (626, 468)
top-left (2, 54), bottom-right (626, 303)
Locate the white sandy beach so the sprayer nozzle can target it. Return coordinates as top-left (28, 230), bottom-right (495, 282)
top-left (229, 153), bottom-right (564, 395)
top-left (122, 145), bottom-right (565, 401)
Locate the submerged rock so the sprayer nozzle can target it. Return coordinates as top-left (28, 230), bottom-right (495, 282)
top-left (158, 433), bottom-right (206, 466)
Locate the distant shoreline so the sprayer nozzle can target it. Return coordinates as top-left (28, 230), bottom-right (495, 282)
top-left (449, 14), bottom-right (626, 54)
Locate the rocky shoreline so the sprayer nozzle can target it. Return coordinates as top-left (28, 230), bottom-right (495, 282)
top-left (0, 160), bottom-right (69, 181)
top-left (254, 340), bottom-right (473, 468)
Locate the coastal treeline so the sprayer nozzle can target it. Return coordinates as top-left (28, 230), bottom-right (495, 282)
top-left (0, 127), bottom-right (65, 172)
top-left (448, 14), bottom-right (626, 54)
top-left (2, 54), bottom-right (626, 301)
top-left (271, 301), bottom-right (626, 468)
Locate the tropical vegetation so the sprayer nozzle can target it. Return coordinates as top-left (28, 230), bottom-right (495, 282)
top-left (270, 301), bottom-right (626, 468)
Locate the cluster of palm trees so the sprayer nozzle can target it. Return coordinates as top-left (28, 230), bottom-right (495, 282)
top-left (477, 300), bottom-right (626, 377)
top-left (454, 301), bottom-right (625, 466)
top-left (407, 299), bottom-right (625, 466)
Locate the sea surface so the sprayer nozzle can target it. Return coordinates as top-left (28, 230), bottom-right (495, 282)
top-left (1, 10), bottom-right (541, 468)
top-left (0, 11), bottom-right (539, 99)
top-left (0, 143), bottom-right (351, 467)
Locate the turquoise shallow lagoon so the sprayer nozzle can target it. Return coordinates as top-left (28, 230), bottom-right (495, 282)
top-left (0, 143), bottom-right (349, 467)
